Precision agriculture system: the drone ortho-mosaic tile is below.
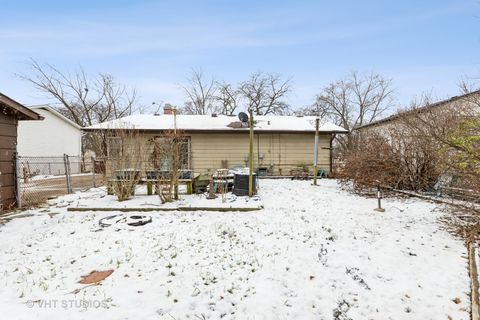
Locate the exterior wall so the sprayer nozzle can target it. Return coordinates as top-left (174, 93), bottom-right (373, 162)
top-left (357, 121), bottom-right (398, 138)
top-left (0, 110), bottom-right (17, 209)
top-left (189, 132), bottom-right (331, 176)
top-left (132, 131), bottom-right (332, 176)
top-left (103, 131), bottom-right (332, 177)
top-left (17, 108), bottom-right (81, 157)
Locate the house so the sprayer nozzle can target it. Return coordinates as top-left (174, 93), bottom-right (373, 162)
top-left (17, 105), bottom-right (82, 157)
top-left (0, 93), bottom-right (43, 211)
top-left (355, 90), bottom-right (480, 134)
top-left (17, 105), bottom-right (82, 176)
top-left (84, 107), bottom-right (348, 177)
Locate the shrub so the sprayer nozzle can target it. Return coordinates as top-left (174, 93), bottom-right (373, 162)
top-left (339, 130), bottom-right (439, 192)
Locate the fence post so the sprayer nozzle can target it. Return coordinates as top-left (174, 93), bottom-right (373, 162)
top-left (64, 154), bottom-right (73, 194)
top-left (15, 153), bottom-right (22, 209)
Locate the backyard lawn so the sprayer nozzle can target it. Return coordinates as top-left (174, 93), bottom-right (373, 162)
top-left (0, 179), bottom-right (470, 319)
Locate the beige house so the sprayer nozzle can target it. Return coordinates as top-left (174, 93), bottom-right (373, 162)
top-left (84, 110), bottom-right (348, 177)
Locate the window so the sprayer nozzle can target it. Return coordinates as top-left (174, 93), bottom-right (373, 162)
top-left (108, 137), bottom-right (122, 158)
top-left (153, 136), bottom-right (191, 170)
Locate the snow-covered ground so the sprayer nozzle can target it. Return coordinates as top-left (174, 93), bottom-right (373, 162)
top-left (0, 179), bottom-right (470, 319)
top-left (66, 185), bottom-right (263, 210)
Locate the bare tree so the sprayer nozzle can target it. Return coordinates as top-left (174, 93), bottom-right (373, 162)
top-left (181, 69), bottom-right (218, 115)
top-left (215, 82), bottom-right (241, 115)
top-left (20, 59), bottom-right (137, 127)
top-left (239, 72), bottom-right (291, 115)
top-left (311, 72), bottom-right (395, 150)
top-left (19, 59), bottom-right (138, 157)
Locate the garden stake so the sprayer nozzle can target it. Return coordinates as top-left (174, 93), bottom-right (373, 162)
top-left (374, 184), bottom-right (385, 212)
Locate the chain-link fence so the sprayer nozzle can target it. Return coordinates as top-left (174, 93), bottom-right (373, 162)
top-left (16, 155), bottom-right (106, 207)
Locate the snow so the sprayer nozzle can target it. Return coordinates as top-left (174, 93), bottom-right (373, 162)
top-left (84, 114), bottom-right (349, 133)
top-left (0, 179), bottom-right (470, 319)
top-left (29, 173), bottom-right (93, 181)
top-left (66, 185), bottom-right (264, 210)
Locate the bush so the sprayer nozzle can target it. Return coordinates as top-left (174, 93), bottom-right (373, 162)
top-left (340, 129), bottom-right (440, 192)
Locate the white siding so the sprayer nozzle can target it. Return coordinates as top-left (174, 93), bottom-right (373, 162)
top-left (17, 108), bottom-right (81, 157)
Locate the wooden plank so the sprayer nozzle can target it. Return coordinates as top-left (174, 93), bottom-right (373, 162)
top-left (0, 113), bottom-right (15, 125)
top-left (0, 161), bottom-right (14, 174)
top-left (0, 149), bottom-right (15, 161)
top-left (0, 136), bottom-right (16, 149)
top-left (0, 123), bottom-right (17, 137)
top-left (0, 173), bottom-right (14, 187)
top-left (0, 186), bottom-right (16, 207)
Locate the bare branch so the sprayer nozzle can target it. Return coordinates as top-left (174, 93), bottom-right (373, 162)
top-left (239, 72), bottom-right (291, 115)
top-left (181, 69), bottom-right (218, 115)
top-left (18, 59), bottom-right (138, 157)
top-left (311, 71), bottom-right (395, 151)
top-left (215, 82), bottom-right (241, 115)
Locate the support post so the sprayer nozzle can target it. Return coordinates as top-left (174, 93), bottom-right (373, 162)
top-left (91, 156), bottom-right (96, 188)
top-left (173, 109), bottom-right (179, 200)
top-left (15, 153), bottom-right (22, 209)
top-left (313, 117), bottom-right (320, 185)
top-left (468, 241), bottom-right (480, 320)
top-left (329, 134), bottom-right (334, 174)
top-left (64, 154), bottom-right (73, 194)
top-left (248, 109), bottom-right (254, 197)
top-left (147, 181), bottom-right (153, 195)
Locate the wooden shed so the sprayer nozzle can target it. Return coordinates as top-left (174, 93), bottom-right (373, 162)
top-left (0, 93), bottom-right (43, 211)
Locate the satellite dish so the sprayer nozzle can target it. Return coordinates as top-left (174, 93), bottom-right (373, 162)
top-left (238, 112), bottom-right (249, 123)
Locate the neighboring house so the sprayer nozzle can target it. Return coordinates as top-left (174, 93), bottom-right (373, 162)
top-left (84, 107), bottom-right (348, 177)
top-left (17, 105), bottom-right (82, 176)
top-left (17, 105), bottom-right (82, 157)
top-left (0, 93), bottom-right (43, 211)
top-left (353, 90), bottom-right (480, 192)
top-left (355, 90), bottom-right (480, 134)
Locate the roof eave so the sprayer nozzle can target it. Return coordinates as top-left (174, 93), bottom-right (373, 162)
top-left (0, 93), bottom-right (44, 120)
top-left (356, 89), bottom-right (480, 130)
top-left (82, 127), bottom-right (348, 134)
top-left (29, 105), bottom-right (82, 129)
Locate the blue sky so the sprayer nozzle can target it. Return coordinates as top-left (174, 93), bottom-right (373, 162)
top-left (1, 0), bottom-right (479, 112)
